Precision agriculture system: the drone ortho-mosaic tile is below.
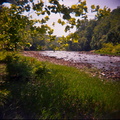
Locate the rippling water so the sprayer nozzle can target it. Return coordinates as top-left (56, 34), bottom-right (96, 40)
top-left (40, 51), bottom-right (120, 71)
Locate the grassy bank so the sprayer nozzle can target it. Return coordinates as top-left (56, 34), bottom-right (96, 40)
top-left (0, 51), bottom-right (120, 119)
top-left (95, 43), bottom-right (120, 56)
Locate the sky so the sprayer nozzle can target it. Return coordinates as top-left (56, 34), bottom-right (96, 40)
top-left (4, 0), bottom-right (120, 36)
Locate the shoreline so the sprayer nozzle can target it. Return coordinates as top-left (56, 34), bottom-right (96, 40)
top-left (22, 51), bottom-right (120, 81)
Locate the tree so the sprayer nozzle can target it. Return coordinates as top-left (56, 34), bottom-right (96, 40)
top-left (0, 0), bottom-right (90, 51)
top-left (0, 0), bottom-right (31, 5)
top-left (90, 7), bottom-right (120, 49)
top-left (0, 5), bottom-right (34, 50)
top-left (90, 19), bottom-right (110, 49)
top-left (0, 0), bottom-right (113, 51)
top-left (0, 0), bottom-right (16, 5)
top-left (106, 27), bottom-right (120, 45)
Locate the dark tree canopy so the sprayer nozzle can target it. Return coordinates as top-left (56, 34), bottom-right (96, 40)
top-left (0, 0), bottom-right (17, 5)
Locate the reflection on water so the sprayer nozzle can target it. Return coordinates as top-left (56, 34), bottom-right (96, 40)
top-left (40, 51), bottom-right (120, 70)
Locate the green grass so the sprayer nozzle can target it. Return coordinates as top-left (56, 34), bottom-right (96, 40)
top-left (95, 43), bottom-right (120, 56)
top-left (46, 63), bottom-right (120, 117)
top-left (0, 51), bottom-right (120, 119)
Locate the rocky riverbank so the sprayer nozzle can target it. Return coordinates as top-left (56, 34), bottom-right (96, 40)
top-left (22, 51), bottom-right (120, 81)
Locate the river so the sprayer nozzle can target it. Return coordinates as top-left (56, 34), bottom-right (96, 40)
top-left (40, 51), bottom-right (120, 76)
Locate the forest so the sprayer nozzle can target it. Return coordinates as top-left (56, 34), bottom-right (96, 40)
top-left (66, 7), bottom-right (120, 55)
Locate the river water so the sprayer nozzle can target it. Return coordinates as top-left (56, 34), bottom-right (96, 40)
top-left (40, 51), bottom-right (120, 72)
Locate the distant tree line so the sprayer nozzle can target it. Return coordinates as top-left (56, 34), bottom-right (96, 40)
top-left (66, 7), bottom-right (120, 51)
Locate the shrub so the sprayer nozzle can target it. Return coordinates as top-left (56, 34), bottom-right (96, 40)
top-left (112, 44), bottom-right (120, 54)
top-left (96, 43), bottom-right (120, 55)
top-left (0, 90), bottom-right (10, 107)
top-left (5, 53), bottom-right (50, 82)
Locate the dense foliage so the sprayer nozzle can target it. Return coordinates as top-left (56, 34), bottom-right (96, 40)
top-left (64, 7), bottom-right (120, 53)
top-left (96, 43), bottom-right (120, 55)
top-left (0, 5), bottom-right (33, 50)
top-left (5, 53), bottom-right (49, 82)
top-left (0, 4), bottom-right (56, 51)
top-left (19, 5), bottom-right (120, 54)
top-left (0, 0), bottom-right (113, 52)
top-left (0, 0), bottom-right (89, 51)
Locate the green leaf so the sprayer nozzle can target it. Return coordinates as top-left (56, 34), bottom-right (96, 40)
top-left (91, 5), bottom-right (95, 9)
